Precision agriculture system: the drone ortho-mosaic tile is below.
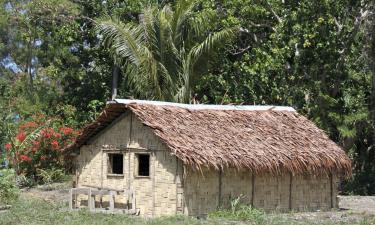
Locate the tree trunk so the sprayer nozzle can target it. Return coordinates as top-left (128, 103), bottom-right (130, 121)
top-left (367, 4), bottom-right (375, 157)
top-left (25, 33), bottom-right (34, 93)
top-left (111, 65), bottom-right (120, 100)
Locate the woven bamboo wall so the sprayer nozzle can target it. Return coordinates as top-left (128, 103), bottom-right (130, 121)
top-left (75, 111), bottom-right (178, 216)
top-left (183, 168), bottom-right (219, 216)
top-left (183, 169), bottom-right (338, 217)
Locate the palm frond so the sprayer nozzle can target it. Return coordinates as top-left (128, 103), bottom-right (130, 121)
top-left (140, 7), bottom-right (159, 53)
top-left (95, 0), bottom-right (236, 104)
top-left (95, 18), bottom-right (144, 66)
top-left (188, 10), bottom-right (216, 39)
top-left (171, 0), bottom-right (197, 47)
top-left (189, 27), bottom-right (237, 65)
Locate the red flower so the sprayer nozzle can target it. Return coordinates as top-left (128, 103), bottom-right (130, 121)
top-left (4, 143), bottom-right (11, 151)
top-left (20, 155), bottom-right (32, 162)
top-left (54, 133), bottom-right (62, 139)
top-left (31, 147), bottom-right (38, 153)
top-left (40, 155), bottom-right (47, 161)
top-left (16, 131), bottom-right (27, 142)
top-left (32, 140), bottom-right (40, 146)
top-left (41, 128), bottom-right (54, 139)
top-left (60, 127), bottom-right (73, 135)
top-left (19, 121), bottom-right (38, 130)
top-left (51, 140), bottom-right (59, 150)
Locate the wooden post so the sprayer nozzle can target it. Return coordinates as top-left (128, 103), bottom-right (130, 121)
top-left (69, 189), bottom-right (73, 210)
top-left (131, 189), bottom-right (136, 212)
top-left (88, 188), bottom-right (94, 211)
top-left (251, 173), bottom-right (255, 207)
top-left (101, 150), bottom-right (104, 189)
top-left (99, 194), bottom-right (103, 208)
top-left (152, 152), bottom-right (156, 217)
top-left (289, 173), bottom-right (293, 210)
top-left (330, 173), bottom-right (333, 208)
top-left (218, 168), bottom-right (222, 208)
top-left (109, 191), bottom-right (115, 211)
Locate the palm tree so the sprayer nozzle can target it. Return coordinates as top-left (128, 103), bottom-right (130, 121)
top-left (96, 0), bottom-right (235, 103)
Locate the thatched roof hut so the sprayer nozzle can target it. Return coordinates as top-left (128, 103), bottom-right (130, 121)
top-left (67, 99), bottom-right (351, 216)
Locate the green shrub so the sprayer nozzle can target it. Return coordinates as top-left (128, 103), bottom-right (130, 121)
top-left (3, 113), bottom-right (78, 180)
top-left (16, 174), bottom-right (36, 188)
top-left (37, 168), bottom-right (66, 185)
top-left (209, 196), bottom-right (266, 222)
top-left (0, 169), bottom-right (19, 204)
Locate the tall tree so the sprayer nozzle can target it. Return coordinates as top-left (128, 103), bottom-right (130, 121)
top-left (96, 0), bottom-right (235, 103)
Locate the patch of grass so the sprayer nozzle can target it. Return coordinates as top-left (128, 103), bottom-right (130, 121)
top-left (208, 196), bottom-right (375, 225)
top-left (1, 196), bottom-right (375, 225)
top-left (210, 205), bottom-right (266, 223)
top-left (0, 169), bottom-right (19, 204)
top-left (0, 196), bottom-right (207, 225)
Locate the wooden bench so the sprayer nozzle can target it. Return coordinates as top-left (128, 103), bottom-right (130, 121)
top-left (69, 187), bottom-right (137, 214)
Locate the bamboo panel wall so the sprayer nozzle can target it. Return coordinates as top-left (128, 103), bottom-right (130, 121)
top-left (183, 170), bottom-right (338, 217)
top-left (75, 112), bottom-right (178, 216)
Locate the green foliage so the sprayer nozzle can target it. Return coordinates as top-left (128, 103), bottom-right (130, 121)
top-left (37, 168), bottom-right (65, 185)
top-left (3, 113), bottom-right (78, 180)
top-left (96, 0), bottom-right (236, 103)
top-left (0, 0), bottom-right (375, 194)
top-left (209, 196), bottom-right (266, 222)
top-left (15, 174), bottom-right (36, 188)
top-left (0, 169), bottom-right (19, 204)
top-left (194, 0), bottom-right (375, 194)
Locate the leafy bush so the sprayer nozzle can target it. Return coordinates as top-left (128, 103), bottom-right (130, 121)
top-left (3, 113), bottom-right (78, 181)
top-left (37, 168), bottom-right (66, 185)
top-left (209, 196), bottom-right (266, 222)
top-left (0, 169), bottom-right (19, 204)
top-left (16, 174), bottom-right (36, 188)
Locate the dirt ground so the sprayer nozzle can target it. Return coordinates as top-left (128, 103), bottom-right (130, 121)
top-left (338, 195), bottom-right (375, 213)
top-left (20, 182), bottom-right (71, 204)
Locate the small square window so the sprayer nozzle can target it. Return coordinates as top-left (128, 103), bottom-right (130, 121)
top-left (136, 154), bottom-right (150, 177)
top-left (108, 153), bottom-right (123, 175)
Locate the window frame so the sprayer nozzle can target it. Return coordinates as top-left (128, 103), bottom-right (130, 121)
top-left (134, 152), bottom-right (151, 178)
top-left (107, 152), bottom-right (125, 177)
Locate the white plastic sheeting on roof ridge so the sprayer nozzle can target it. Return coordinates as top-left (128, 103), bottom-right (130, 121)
top-left (109, 99), bottom-right (296, 112)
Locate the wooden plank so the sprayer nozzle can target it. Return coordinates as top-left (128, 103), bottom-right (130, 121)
top-left (71, 188), bottom-right (90, 194)
top-left (218, 169), bottom-right (222, 207)
top-left (69, 189), bottom-right (73, 210)
top-left (152, 152), bottom-right (156, 217)
top-left (330, 173), bottom-right (333, 208)
top-left (109, 191), bottom-right (115, 211)
top-left (91, 190), bottom-right (112, 195)
top-left (251, 173), bottom-right (255, 206)
top-left (88, 188), bottom-right (94, 211)
top-left (125, 189), bottom-right (136, 211)
top-left (81, 184), bottom-right (124, 192)
top-left (289, 173), bottom-right (293, 210)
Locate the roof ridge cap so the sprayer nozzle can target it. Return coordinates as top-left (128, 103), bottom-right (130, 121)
top-left (109, 99), bottom-right (296, 112)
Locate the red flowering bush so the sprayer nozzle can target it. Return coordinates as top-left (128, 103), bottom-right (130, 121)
top-left (4, 113), bottom-right (78, 179)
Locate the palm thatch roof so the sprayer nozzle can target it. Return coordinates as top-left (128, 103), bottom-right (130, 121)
top-left (67, 99), bottom-right (351, 177)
